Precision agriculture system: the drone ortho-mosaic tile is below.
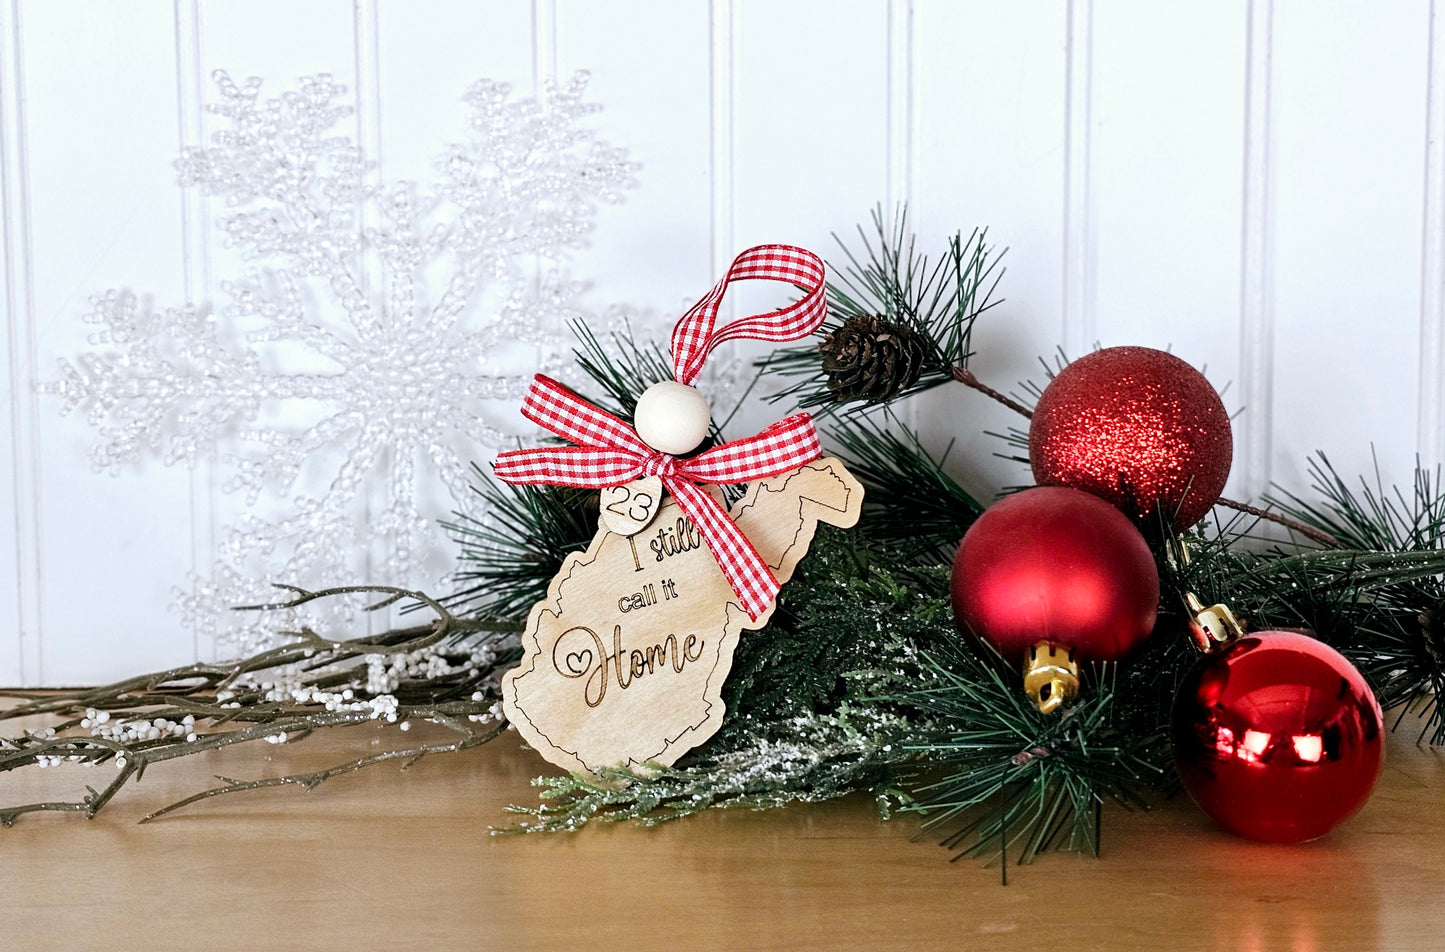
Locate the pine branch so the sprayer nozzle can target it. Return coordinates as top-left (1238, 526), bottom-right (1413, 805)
top-left (1247, 453), bottom-right (1445, 740)
top-left (764, 205), bottom-right (1005, 412)
top-left (444, 471), bottom-right (597, 621)
top-left (718, 527), bottom-right (954, 732)
top-left (825, 413), bottom-right (984, 562)
top-left (952, 365), bottom-right (1036, 419)
top-left (570, 318), bottom-right (673, 421)
top-left (772, 208), bottom-right (1338, 548)
top-left (885, 640), bottom-right (1170, 866)
top-left (1266, 452), bottom-right (1445, 554)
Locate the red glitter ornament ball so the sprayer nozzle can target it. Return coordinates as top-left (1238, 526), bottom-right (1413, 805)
top-left (1172, 631), bottom-right (1384, 844)
top-left (950, 486), bottom-right (1159, 662)
top-left (1030, 346), bottom-right (1232, 530)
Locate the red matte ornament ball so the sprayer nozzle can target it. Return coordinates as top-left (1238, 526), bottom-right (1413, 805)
top-left (1171, 631), bottom-right (1384, 843)
top-left (950, 486), bottom-right (1160, 662)
top-left (1029, 346), bottom-right (1233, 530)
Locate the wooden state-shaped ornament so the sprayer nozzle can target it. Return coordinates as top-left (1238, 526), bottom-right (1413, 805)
top-left (501, 457), bottom-right (862, 780)
top-left (495, 242), bottom-right (853, 780)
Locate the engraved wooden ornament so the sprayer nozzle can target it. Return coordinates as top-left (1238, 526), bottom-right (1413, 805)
top-left (502, 458), bottom-right (863, 779)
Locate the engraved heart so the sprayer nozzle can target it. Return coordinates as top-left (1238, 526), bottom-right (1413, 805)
top-left (564, 650), bottom-right (593, 675)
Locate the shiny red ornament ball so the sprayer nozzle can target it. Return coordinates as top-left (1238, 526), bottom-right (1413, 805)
top-left (950, 486), bottom-right (1160, 662)
top-left (1171, 631), bottom-right (1384, 843)
top-left (1030, 346), bottom-right (1232, 530)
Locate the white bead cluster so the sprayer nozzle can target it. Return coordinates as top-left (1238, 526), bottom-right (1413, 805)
top-left (226, 639), bottom-right (498, 728)
top-left (84, 709), bottom-right (196, 745)
top-left (28, 635), bottom-right (502, 774)
top-left (465, 693), bottom-right (505, 725)
top-left (26, 727), bottom-right (83, 768)
top-left (366, 655), bottom-right (402, 696)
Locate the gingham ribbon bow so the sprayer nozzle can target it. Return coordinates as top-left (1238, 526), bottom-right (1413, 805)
top-left (494, 244), bottom-right (828, 620)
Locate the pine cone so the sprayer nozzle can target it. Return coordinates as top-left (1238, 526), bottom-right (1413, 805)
top-left (1422, 599), bottom-right (1445, 669)
top-left (818, 315), bottom-right (926, 403)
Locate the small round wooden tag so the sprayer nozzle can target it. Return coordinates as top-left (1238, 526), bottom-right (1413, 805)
top-left (599, 476), bottom-right (664, 536)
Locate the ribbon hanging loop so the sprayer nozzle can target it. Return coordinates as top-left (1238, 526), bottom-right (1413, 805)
top-left (669, 244), bottom-right (827, 386)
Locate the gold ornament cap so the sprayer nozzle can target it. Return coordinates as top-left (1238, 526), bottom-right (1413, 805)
top-left (1022, 640), bottom-right (1080, 714)
top-left (1184, 592), bottom-right (1244, 652)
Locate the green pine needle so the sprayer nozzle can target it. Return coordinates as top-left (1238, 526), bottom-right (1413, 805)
top-left (826, 412), bottom-right (984, 562)
top-left (885, 639), bottom-right (1169, 866)
top-left (443, 471), bottom-right (596, 621)
top-left (570, 318), bottom-right (673, 421)
top-left (1267, 455), bottom-right (1445, 740)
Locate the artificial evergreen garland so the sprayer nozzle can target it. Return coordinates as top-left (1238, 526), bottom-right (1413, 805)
top-left (4, 210), bottom-right (1443, 869)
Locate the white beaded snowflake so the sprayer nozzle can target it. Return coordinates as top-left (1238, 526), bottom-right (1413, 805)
top-left (44, 69), bottom-right (638, 652)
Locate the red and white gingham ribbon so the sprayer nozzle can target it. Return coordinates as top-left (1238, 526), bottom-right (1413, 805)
top-left (494, 244), bottom-right (827, 620)
top-left (671, 244), bottom-right (827, 385)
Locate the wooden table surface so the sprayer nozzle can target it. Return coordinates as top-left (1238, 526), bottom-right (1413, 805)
top-left (2, 714), bottom-right (1443, 952)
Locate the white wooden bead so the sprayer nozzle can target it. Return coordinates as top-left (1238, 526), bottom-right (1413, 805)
top-left (633, 380), bottom-right (711, 455)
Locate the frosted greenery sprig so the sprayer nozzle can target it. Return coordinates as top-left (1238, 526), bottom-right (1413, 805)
top-left (504, 705), bottom-right (917, 832)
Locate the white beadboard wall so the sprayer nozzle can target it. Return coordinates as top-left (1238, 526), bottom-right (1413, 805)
top-left (1, 0), bottom-right (1442, 685)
